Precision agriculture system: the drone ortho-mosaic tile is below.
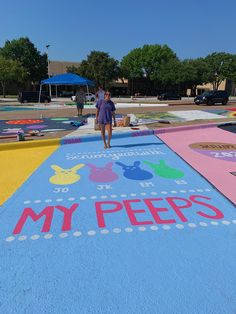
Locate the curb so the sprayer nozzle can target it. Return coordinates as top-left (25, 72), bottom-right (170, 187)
top-left (154, 122), bottom-right (218, 135)
top-left (61, 129), bottom-right (154, 145)
top-left (0, 122), bottom-right (225, 151)
top-left (0, 138), bottom-right (60, 151)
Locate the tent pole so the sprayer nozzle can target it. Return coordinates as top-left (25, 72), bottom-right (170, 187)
top-left (39, 84), bottom-right (42, 103)
top-left (86, 84), bottom-right (91, 116)
top-left (49, 84), bottom-right (52, 98)
top-left (56, 85), bottom-right (58, 99)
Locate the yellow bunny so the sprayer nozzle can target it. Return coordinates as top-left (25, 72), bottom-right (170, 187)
top-left (49, 164), bottom-right (85, 185)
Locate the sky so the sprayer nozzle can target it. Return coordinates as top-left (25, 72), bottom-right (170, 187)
top-left (1, 0), bottom-right (236, 63)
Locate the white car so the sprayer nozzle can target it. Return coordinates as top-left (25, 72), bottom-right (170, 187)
top-left (71, 93), bottom-right (96, 102)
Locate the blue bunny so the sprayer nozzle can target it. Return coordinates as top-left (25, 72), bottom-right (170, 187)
top-left (116, 161), bottom-right (153, 180)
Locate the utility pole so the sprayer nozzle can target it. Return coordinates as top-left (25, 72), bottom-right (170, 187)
top-left (46, 44), bottom-right (52, 97)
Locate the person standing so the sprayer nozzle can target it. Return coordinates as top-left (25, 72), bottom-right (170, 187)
top-left (95, 91), bottom-right (116, 149)
top-left (75, 88), bottom-right (86, 116)
top-left (96, 86), bottom-right (105, 101)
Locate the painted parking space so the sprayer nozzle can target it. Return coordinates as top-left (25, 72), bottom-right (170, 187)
top-left (1, 134), bottom-right (236, 313)
top-left (156, 124), bottom-right (236, 204)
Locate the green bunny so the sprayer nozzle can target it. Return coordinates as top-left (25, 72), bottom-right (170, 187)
top-left (144, 160), bottom-right (184, 179)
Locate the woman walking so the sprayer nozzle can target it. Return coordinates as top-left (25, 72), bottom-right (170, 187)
top-left (95, 91), bottom-right (116, 149)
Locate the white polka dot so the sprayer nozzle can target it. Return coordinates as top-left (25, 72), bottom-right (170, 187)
top-left (196, 189), bottom-right (203, 192)
top-left (176, 224), bottom-right (184, 229)
top-left (151, 192), bottom-right (157, 195)
top-left (59, 233), bottom-right (68, 238)
top-left (88, 230), bottom-right (96, 236)
top-left (24, 200), bottom-right (31, 204)
top-left (90, 196), bottom-right (97, 199)
top-left (189, 189), bottom-right (195, 192)
top-left (162, 225), bottom-right (171, 230)
top-left (150, 225), bottom-right (158, 231)
top-left (205, 188), bottom-right (211, 191)
top-left (30, 234), bottom-right (40, 240)
top-left (161, 191), bottom-right (167, 194)
top-left (111, 195), bottom-right (117, 198)
top-left (125, 227), bottom-right (133, 233)
top-left (6, 236), bottom-right (15, 242)
top-left (199, 222), bottom-right (208, 227)
top-left (180, 190), bottom-right (186, 193)
top-left (45, 199), bottom-right (52, 203)
top-left (232, 220), bottom-right (236, 224)
top-left (211, 221), bottom-right (219, 226)
top-left (18, 235), bottom-right (27, 241)
top-left (121, 194), bottom-right (127, 197)
top-left (73, 231), bottom-right (82, 237)
top-left (222, 220), bottom-right (231, 225)
top-left (101, 195), bottom-right (107, 199)
top-left (56, 198), bottom-right (63, 202)
top-left (171, 191), bottom-right (177, 194)
top-left (113, 228), bottom-right (121, 234)
top-left (100, 229), bottom-right (109, 234)
top-left (130, 193), bottom-right (137, 197)
top-left (188, 223), bottom-right (197, 228)
top-left (68, 197), bottom-right (75, 201)
top-left (140, 192), bottom-right (147, 196)
top-left (34, 200), bottom-right (41, 204)
top-left (138, 226), bottom-right (146, 232)
top-left (44, 233), bottom-right (53, 239)
top-left (80, 197), bottom-right (86, 200)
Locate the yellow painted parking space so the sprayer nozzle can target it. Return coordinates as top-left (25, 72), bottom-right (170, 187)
top-left (0, 139), bottom-right (60, 205)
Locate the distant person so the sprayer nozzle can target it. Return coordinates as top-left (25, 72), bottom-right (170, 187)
top-left (95, 91), bottom-right (116, 149)
top-left (75, 88), bottom-right (86, 116)
top-left (96, 86), bottom-right (105, 101)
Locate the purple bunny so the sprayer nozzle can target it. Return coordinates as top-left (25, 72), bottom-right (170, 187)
top-left (87, 162), bottom-right (118, 182)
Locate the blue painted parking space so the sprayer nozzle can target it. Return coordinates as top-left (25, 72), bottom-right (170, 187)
top-left (1, 134), bottom-right (236, 313)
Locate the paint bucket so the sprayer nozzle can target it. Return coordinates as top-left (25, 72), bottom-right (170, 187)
top-left (17, 131), bottom-right (25, 141)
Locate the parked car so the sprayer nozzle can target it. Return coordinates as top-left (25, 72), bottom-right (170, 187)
top-left (158, 92), bottom-right (181, 100)
top-left (194, 90), bottom-right (229, 105)
top-left (71, 93), bottom-right (96, 102)
top-left (18, 91), bottom-right (51, 103)
top-left (59, 91), bottom-right (74, 97)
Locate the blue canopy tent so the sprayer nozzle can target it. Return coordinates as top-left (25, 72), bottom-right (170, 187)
top-left (39, 73), bottom-right (95, 102)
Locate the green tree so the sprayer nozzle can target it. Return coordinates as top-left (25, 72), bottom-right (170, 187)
top-left (78, 51), bottom-right (119, 88)
top-left (120, 47), bottom-right (143, 79)
top-left (120, 44), bottom-right (179, 93)
top-left (0, 37), bottom-right (47, 86)
top-left (176, 58), bottom-right (207, 95)
top-left (203, 52), bottom-right (236, 90)
top-left (0, 56), bottom-right (26, 97)
top-left (66, 65), bottom-right (80, 74)
top-left (120, 44), bottom-right (178, 80)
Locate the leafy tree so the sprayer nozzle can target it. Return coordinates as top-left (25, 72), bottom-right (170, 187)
top-left (0, 56), bottom-right (26, 97)
top-left (120, 44), bottom-right (179, 93)
top-left (120, 47), bottom-right (143, 79)
top-left (0, 37), bottom-right (47, 85)
top-left (203, 52), bottom-right (236, 90)
top-left (66, 65), bottom-right (80, 74)
top-left (176, 58), bottom-right (207, 95)
top-left (78, 51), bottom-right (119, 88)
top-left (120, 44), bottom-right (178, 81)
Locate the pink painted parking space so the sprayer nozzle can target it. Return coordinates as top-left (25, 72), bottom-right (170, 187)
top-left (156, 124), bottom-right (236, 204)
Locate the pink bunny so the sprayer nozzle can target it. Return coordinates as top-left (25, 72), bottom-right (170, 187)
top-left (87, 162), bottom-right (118, 182)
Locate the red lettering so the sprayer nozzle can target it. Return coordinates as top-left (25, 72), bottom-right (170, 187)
top-left (55, 204), bottom-right (78, 231)
top-left (13, 203), bottom-right (79, 234)
top-left (166, 197), bottom-right (192, 222)
top-left (190, 195), bottom-right (224, 219)
top-left (144, 198), bottom-right (176, 224)
top-left (96, 201), bottom-right (123, 228)
top-left (13, 206), bottom-right (54, 234)
top-left (123, 199), bottom-right (153, 226)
